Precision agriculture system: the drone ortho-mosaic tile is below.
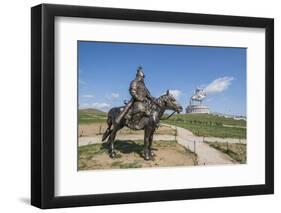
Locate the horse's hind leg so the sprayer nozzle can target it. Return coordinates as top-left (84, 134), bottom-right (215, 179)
top-left (108, 127), bottom-right (118, 158)
top-left (148, 130), bottom-right (156, 157)
top-left (143, 128), bottom-right (151, 160)
top-left (102, 116), bottom-right (113, 142)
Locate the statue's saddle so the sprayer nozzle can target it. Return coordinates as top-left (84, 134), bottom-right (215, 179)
top-left (125, 108), bottom-right (147, 130)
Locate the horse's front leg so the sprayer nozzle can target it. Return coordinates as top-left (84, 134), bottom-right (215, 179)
top-left (148, 130), bottom-right (156, 158)
top-left (108, 128), bottom-right (118, 158)
top-left (143, 128), bottom-right (151, 161)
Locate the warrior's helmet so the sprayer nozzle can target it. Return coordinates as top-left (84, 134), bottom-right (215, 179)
top-left (136, 66), bottom-right (145, 78)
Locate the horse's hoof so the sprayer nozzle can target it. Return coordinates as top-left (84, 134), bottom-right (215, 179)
top-left (109, 151), bottom-right (117, 158)
top-left (144, 154), bottom-right (151, 161)
top-left (149, 151), bottom-right (155, 157)
top-left (144, 156), bottom-right (150, 161)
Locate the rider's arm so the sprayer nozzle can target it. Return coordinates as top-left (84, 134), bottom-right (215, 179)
top-left (130, 81), bottom-right (143, 101)
top-left (144, 85), bottom-right (154, 101)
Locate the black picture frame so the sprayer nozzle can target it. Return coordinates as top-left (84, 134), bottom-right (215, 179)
top-left (31, 3), bottom-right (274, 209)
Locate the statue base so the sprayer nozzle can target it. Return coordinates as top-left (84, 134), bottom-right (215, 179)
top-left (186, 104), bottom-right (210, 114)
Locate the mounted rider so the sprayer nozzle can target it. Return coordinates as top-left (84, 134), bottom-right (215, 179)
top-left (130, 66), bottom-right (155, 117)
top-left (115, 66), bottom-right (155, 125)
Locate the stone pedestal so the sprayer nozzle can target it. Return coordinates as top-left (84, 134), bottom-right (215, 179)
top-left (186, 104), bottom-right (210, 114)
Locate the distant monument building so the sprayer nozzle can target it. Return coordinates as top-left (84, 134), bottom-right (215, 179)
top-left (186, 88), bottom-right (210, 114)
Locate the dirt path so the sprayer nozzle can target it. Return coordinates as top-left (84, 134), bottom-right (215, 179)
top-left (79, 140), bottom-right (196, 170)
top-left (79, 123), bottom-right (240, 165)
top-left (166, 124), bottom-right (237, 165)
top-left (79, 134), bottom-right (176, 147)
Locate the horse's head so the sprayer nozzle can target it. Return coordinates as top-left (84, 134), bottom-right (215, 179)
top-left (161, 90), bottom-right (183, 113)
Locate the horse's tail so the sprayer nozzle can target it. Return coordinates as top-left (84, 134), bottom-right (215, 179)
top-left (102, 109), bottom-right (113, 142)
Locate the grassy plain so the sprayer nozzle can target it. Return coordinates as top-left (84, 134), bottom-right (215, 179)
top-left (162, 113), bottom-right (246, 138)
top-left (206, 141), bottom-right (246, 163)
top-left (78, 140), bottom-right (197, 170)
top-left (79, 109), bottom-right (246, 138)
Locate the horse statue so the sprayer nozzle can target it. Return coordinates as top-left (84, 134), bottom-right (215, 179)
top-left (190, 88), bottom-right (207, 105)
top-left (102, 90), bottom-right (183, 160)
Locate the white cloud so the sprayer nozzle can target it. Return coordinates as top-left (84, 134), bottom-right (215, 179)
top-left (169, 89), bottom-right (182, 100)
top-left (82, 94), bottom-right (94, 98)
top-left (111, 93), bottom-right (120, 99)
top-left (79, 103), bottom-right (89, 109)
top-left (204, 77), bottom-right (234, 94)
top-left (205, 97), bottom-right (214, 103)
top-left (92, 102), bottom-right (111, 112)
top-left (79, 79), bottom-right (86, 85)
top-left (106, 92), bottom-right (120, 100)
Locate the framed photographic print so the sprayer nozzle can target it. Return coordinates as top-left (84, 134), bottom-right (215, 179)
top-left (31, 4), bottom-right (274, 209)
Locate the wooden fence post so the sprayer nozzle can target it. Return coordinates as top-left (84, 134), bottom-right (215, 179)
top-left (226, 141), bottom-right (229, 152)
top-left (194, 140), bottom-right (196, 153)
top-left (99, 124), bottom-right (102, 135)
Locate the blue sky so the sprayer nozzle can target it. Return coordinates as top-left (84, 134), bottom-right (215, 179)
top-left (78, 41), bottom-right (246, 116)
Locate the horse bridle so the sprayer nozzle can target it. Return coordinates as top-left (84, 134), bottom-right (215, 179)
top-left (160, 111), bottom-right (176, 120)
top-left (159, 96), bottom-right (179, 120)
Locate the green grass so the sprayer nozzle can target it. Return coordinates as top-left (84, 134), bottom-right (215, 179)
top-left (79, 143), bottom-right (108, 159)
top-left (162, 113), bottom-right (246, 138)
top-left (110, 160), bottom-right (142, 168)
top-left (206, 141), bottom-right (246, 163)
top-left (78, 140), bottom-right (197, 170)
top-left (164, 113), bottom-right (246, 127)
top-left (79, 108), bottom-right (107, 124)
top-left (120, 161), bottom-right (142, 169)
top-left (79, 109), bottom-right (246, 139)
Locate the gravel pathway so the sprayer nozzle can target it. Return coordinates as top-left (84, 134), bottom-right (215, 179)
top-left (79, 124), bottom-right (242, 165)
top-left (79, 134), bottom-right (176, 147)
top-left (165, 124), bottom-right (238, 165)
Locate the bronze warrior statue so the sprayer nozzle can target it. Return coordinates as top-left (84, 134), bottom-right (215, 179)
top-left (115, 66), bottom-right (155, 127)
top-left (129, 66), bottom-right (155, 117)
top-left (102, 66), bottom-right (183, 160)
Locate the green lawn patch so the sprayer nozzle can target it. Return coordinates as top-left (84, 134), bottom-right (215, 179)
top-left (78, 140), bottom-right (197, 170)
top-left (163, 113), bottom-right (246, 138)
top-left (206, 141), bottom-right (246, 163)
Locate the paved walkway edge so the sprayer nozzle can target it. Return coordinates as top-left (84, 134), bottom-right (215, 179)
top-left (167, 124), bottom-right (238, 165)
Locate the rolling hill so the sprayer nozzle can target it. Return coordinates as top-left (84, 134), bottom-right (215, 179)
top-left (79, 108), bottom-right (246, 138)
top-left (162, 113), bottom-right (246, 138)
top-left (79, 108), bottom-right (107, 124)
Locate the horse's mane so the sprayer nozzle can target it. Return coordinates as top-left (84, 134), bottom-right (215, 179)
top-left (148, 94), bottom-right (167, 111)
top-left (157, 94), bottom-right (167, 103)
